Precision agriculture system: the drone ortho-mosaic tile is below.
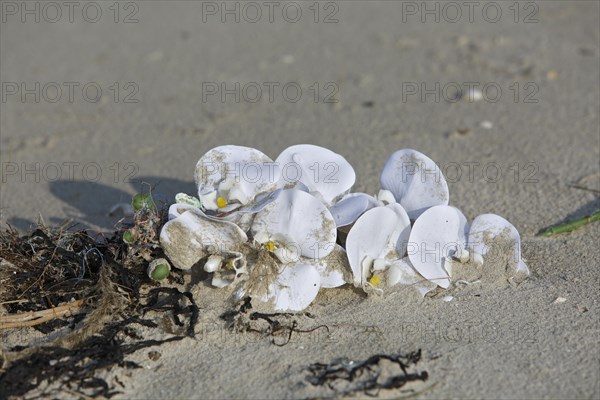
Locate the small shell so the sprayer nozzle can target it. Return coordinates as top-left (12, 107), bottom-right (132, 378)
top-left (454, 247), bottom-right (470, 263)
top-left (553, 297), bottom-right (567, 304)
top-left (206, 250), bottom-right (248, 288)
top-left (204, 255), bottom-right (223, 273)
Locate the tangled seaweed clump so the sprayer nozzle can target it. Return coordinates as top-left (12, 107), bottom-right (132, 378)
top-left (307, 350), bottom-right (429, 396)
top-left (0, 195), bottom-right (198, 399)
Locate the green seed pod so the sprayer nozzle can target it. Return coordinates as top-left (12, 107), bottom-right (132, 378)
top-left (148, 258), bottom-right (170, 281)
top-left (132, 194), bottom-right (154, 211)
top-left (123, 230), bottom-right (135, 244)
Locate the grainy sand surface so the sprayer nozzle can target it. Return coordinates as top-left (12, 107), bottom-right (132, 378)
top-left (1, 1), bottom-right (599, 399)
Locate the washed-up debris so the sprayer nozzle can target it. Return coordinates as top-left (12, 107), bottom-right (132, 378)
top-left (165, 145), bottom-right (530, 312)
top-left (0, 224), bottom-right (116, 333)
top-left (0, 192), bottom-right (198, 398)
top-left (306, 350), bottom-right (428, 396)
top-left (246, 311), bottom-right (329, 347)
top-left (220, 297), bottom-right (329, 347)
top-left (0, 286), bottom-right (198, 399)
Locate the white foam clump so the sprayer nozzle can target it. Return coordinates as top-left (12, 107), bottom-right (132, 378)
top-left (159, 144), bottom-right (529, 312)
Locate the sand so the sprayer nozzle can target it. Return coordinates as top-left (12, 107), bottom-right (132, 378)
top-left (1, 1), bottom-right (599, 399)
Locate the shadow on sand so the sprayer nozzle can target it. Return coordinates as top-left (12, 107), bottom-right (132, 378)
top-left (7, 176), bottom-right (195, 232)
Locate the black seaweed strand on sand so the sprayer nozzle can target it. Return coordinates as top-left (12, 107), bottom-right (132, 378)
top-left (0, 212), bottom-right (198, 399)
top-left (306, 350), bottom-right (428, 397)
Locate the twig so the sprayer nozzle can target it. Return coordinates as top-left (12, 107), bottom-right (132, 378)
top-left (0, 299), bottom-right (84, 329)
top-left (0, 299), bottom-right (29, 306)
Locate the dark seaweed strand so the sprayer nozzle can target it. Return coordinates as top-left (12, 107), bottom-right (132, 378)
top-left (248, 312), bottom-right (330, 347)
top-left (219, 299), bottom-right (329, 347)
top-left (0, 320), bottom-right (182, 398)
top-left (143, 287), bottom-right (199, 337)
top-left (0, 286), bottom-right (199, 399)
top-left (306, 350), bottom-right (428, 396)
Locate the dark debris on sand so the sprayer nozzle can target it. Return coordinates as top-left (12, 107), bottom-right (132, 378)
top-left (306, 350), bottom-right (428, 397)
top-left (0, 202), bottom-right (199, 399)
top-left (220, 297), bottom-right (330, 347)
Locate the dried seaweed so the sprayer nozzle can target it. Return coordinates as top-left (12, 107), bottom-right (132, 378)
top-left (0, 196), bottom-right (197, 399)
top-left (0, 224), bottom-right (113, 331)
top-left (0, 287), bottom-right (197, 399)
top-left (307, 350), bottom-right (428, 397)
top-left (219, 296), bottom-right (254, 326)
top-left (220, 298), bottom-right (329, 346)
top-left (143, 287), bottom-right (199, 338)
top-left (248, 312), bottom-right (329, 347)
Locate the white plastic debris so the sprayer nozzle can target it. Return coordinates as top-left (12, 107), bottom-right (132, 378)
top-left (157, 144), bottom-right (530, 312)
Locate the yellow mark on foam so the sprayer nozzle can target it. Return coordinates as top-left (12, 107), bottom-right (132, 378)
top-left (265, 241), bottom-right (276, 252)
top-left (369, 276), bottom-right (380, 287)
top-left (217, 197), bottom-right (227, 208)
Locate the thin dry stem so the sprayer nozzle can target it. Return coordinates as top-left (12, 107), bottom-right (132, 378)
top-left (0, 299), bottom-right (84, 328)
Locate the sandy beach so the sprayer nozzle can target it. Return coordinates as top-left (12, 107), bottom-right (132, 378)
top-left (1, 1), bottom-right (599, 398)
